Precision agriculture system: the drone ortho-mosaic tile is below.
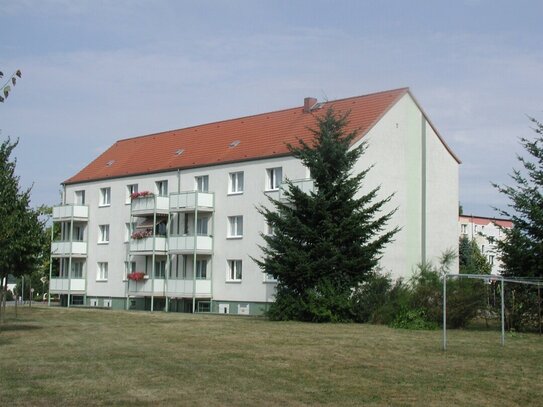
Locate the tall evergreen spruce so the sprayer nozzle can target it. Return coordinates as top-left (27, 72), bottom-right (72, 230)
top-left (494, 117), bottom-right (543, 330)
top-left (256, 108), bottom-right (398, 322)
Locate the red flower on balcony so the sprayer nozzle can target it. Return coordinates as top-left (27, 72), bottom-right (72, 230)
top-left (131, 230), bottom-right (153, 239)
top-left (127, 272), bottom-right (146, 281)
top-left (130, 191), bottom-right (154, 200)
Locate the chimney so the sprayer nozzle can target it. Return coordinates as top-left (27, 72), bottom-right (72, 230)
top-left (303, 97), bottom-right (317, 113)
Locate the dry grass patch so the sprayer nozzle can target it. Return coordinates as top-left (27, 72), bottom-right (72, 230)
top-left (0, 306), bottom-right (542, 406)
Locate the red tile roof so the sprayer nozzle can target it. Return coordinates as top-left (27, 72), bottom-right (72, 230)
top-left (459, 215), bottom-right (513, 228)
top-left (65, 87), bottom-right (459, 184)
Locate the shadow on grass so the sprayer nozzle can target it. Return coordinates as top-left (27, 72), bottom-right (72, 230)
top-left (0, 324), bottom-right (42, 332)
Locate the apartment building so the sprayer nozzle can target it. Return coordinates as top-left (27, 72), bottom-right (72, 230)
top-left (49, 88), bottom-right (460, 314)
top-left (458, 215), bottom-right (513, 274)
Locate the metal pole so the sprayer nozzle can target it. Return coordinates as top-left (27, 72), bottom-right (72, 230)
top-left (501, 276), bottom-right (505, 346)
top-left (48, 222), bottom-right (54, 306)
top-left (192, 198), bottom-right (198, 314)
top-left (21, 275), bottom-right (24, 304)
top-left (151, 197), bottom-right (157, 312)
top-left (538, 285), bottom-right (541, 336)
top-left (443, 274), bottom-right (447, 351)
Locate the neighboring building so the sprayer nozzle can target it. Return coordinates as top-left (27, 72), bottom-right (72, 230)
top-left (49, 87), bottom-right (460, 314)
top-left (458, 215), bottom-right (513, 274)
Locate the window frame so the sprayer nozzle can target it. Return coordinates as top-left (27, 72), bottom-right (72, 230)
top-left (126, 184), bottom-right (138, 203)
top-left (98, 224), bottom-right (110, 244)
top-left (196, 259), bottom-right (207, 280)
top-left (97, 262), bottom-right (108, 281)
top-left (227, 259), bottom-right (242, 282)
top-left (195, 175), bottom-right (209, 193)
top-left (227, 216), bottom-right (243, 238)
top-left (266, 167), bottom-right (282, 191)
top-left (228, 171), bottom-right (244, 195)
top-left (99, 187), bottom-right (111, 207)
top-left (156, 180), bottom-right (168, 197)
top-left (74, 190), bottom-right (86, 205)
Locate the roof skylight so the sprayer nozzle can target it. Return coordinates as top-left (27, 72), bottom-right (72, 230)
top-left (106, 160), bottom-right (115, 167)
top-left (175, 148), bottom-right (185, 156)
top-left (229, 140), bottom-right (240, 148)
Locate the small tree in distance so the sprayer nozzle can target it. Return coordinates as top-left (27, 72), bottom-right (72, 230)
top-left (256, 108), bottom-right (399, 322)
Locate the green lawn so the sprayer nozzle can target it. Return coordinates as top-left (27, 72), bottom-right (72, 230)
top-left (1, 306), bottom-right (542, 406)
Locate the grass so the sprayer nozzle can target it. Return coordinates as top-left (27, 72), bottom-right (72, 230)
top-left (1, 306), bottom-right (542, 406)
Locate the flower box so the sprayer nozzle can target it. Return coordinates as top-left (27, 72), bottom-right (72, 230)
top-left (127, 272), bottom-right (146, 281)
top-left (131, 230), bottom-right (153, 240)
top-left (130, 191), bottom-right (154, 200)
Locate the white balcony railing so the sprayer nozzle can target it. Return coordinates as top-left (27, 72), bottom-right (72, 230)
top-left (51, 241), bottom-right (88, 257)
top-left (127, 278), bottom-right (211, 296)
top-left (131, 196), bottom-right (169, 215)
top-left (49, 278), bottom-right (86, 292)
top-left (168, 235), bottom-right (213, 253)
top-left (52, 205), bottom-right (89, 220)
top-left (169, 191), bottom-right (214, 212)
top-left (129, 236), bottom-right (167, 253)
top-left (278, 178), bottom-right (315, 201)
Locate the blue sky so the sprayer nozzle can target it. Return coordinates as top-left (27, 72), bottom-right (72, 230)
top-left (1, 0), bottom-right (542, 216)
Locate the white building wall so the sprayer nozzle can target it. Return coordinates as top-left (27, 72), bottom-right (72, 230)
top-left (60, 94), bottom-right (459, 306)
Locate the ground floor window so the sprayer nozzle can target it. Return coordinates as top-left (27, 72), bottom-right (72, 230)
top-left (71, 295), bottom-right (84, 305)
top-left (197, 301), bottom-right (211, 313)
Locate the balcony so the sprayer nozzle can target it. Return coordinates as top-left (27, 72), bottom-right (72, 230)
top-left (168, 235), bottom-right (213, 254)
top-left (51, 241), bottom-right (87, 257)
top-left (49, 278), bottom-right (86, 292)
top-left (169, 191), bottom-right (214, 212)
top-left (131, 196), bottom-right (169, 216)
top-left (129, 236), bottom-right (167, 254)
top-left (127, 278), bottom-right (211, 297)
top-left (278, 178), bottom-right (315, 201)
top-left (52, 205), bottom-right (89, 221)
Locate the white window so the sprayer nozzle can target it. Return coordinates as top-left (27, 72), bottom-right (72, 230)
top-left (265, 221), bottom-right (274, 236)
top-left (461, 224), bottom-right (467, 234)
top-left (90, 298), bottom-right (98, 307)
top-left (156, 180), bottom-right (168, 196)
top-left (195, 175), bottom-right (209, 192)
top-left (73, 225), bottom-right (84, 241)
top-left (229, 172), bottom-right (244, 194)
top-left (266, 167), bottom-right (282, 191)
top-left (126, 184), bottom-right (138, 203)
top-left (98, 225), bottom-right (110, 243)
top-left (227, 260), bottom-right (242, 281)
top-left (228, 216), bottom-right (243, 238)
top-left (197, 217), bottom-right (208, 236)
top-left (124, 261), bottom-right (136, 278)
top-left (74, 190), bottom-right (85, 205)
top-left (219, 303), bottom-right (230, 314)
top-left (100, 187), bottom-right (111, 206)
top-left (263, 272), bottom-right (277, 283)
top-left (97, 262), bottom-right (108, 281)
top-left (155, 260), bottom-right (166, 278)
top-left (196, 259), bottom-right (207, 279)
top-left (489, 255), bottom-right (494, 265)
top-left (103, 299), bottom-right (112, 308)
top-left (71, 261), bottom-right (84, 278)
top-left (238, 304), bottom-right (250, 315)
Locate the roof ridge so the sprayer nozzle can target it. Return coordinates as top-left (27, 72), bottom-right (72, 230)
top-left (116, 87), bottom-right (410, 144)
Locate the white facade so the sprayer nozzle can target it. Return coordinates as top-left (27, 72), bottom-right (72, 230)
top-left (49, 92), bottom-right (459, 313)
top-left (458, 215), bottom-right (512, 275)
